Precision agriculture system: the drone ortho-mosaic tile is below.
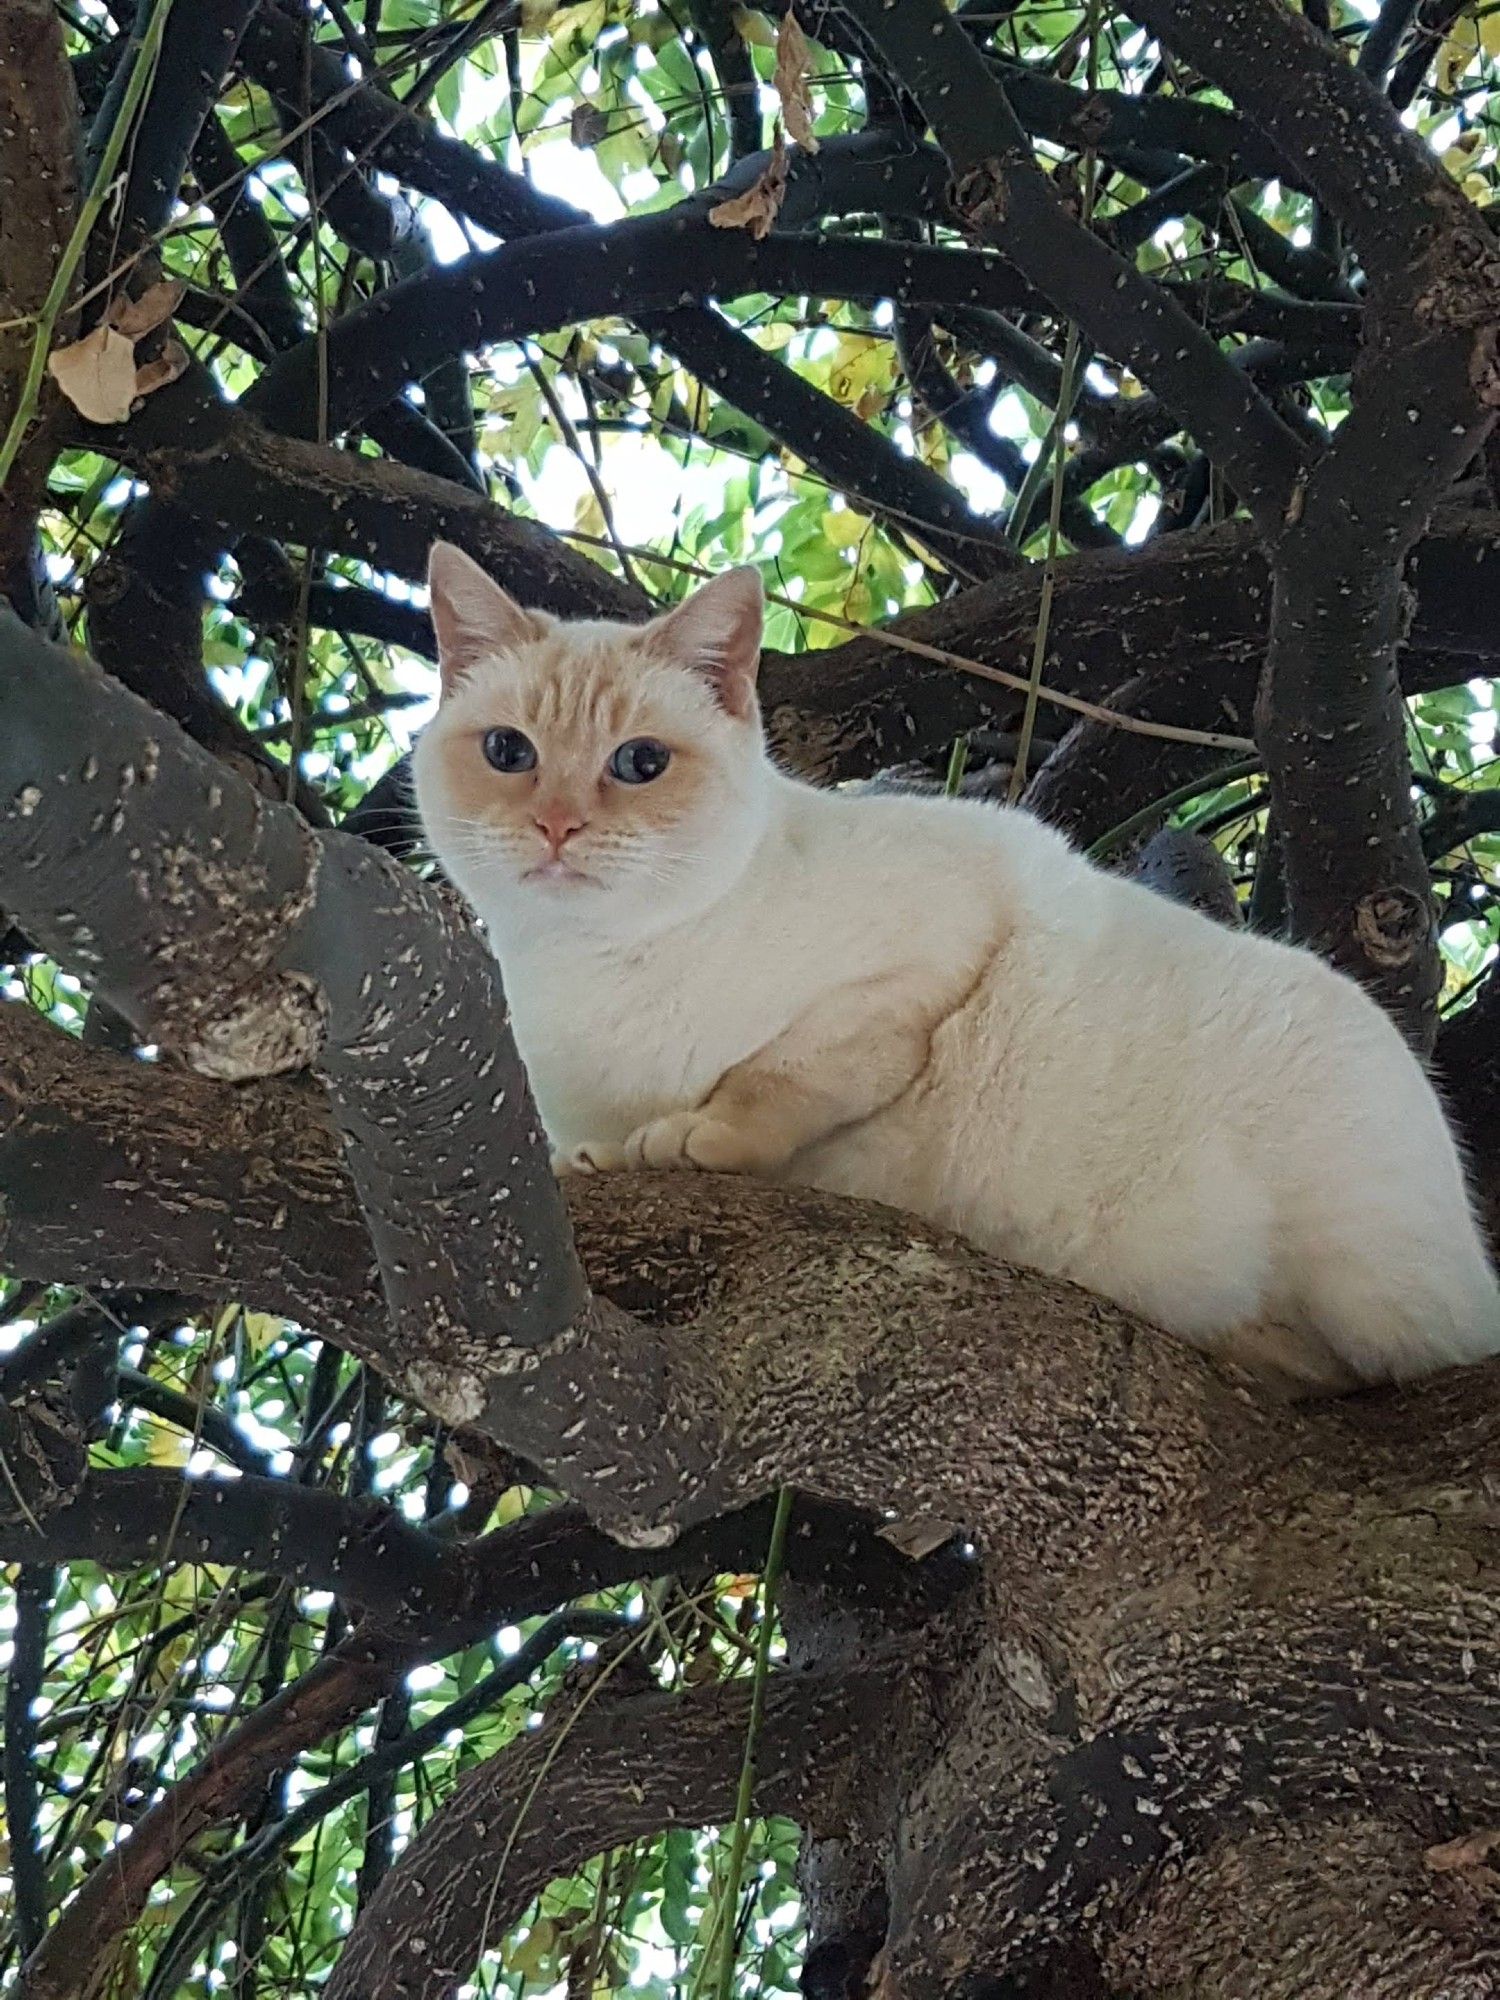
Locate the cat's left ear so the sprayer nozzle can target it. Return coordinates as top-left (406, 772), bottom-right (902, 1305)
top-left (428, 541), bottom-right (544, 694)
top-left (650, 567), bottom-right (763, 719)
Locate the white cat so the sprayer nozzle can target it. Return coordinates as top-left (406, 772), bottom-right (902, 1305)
top-left (414, 542), bottom-right (1500, 1395)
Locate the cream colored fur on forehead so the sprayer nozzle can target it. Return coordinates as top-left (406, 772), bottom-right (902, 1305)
top-left (442, 622), bottom-right (725, 738)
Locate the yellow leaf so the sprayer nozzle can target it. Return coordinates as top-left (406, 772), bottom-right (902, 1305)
top-left (773, 12), bottom-right (819, 153)
top-left (827, 331), bottom-right (893, 407)
top-left (574, 487), bottom-right (607, 542)
top-left (242, 1311), bottom-right (281, 1354)
top-left (1438, 13), bottom-right (1479, 92)
top-left (732, 6), bottom-right (776, 50)
top-left (144, 1422), bottom-right (190, 1469)
top-left (1482, 6), bottom-right (1500, 56)
top-left (493, 1483), bottom-right (532, 1526)
top-left (821, 509), bottom-right (867, 548)
top-left (47, 324), bottom-right (138, 424)
top-left (549, 0), bottom-right (605, 48)
top-left (708, 126), bottom-right (788, 240)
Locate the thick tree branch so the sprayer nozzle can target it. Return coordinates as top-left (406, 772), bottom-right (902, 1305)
top-left (0, 611), bottom-right (586, 1380)
top-left (840, 0), bottom-right (1306, 534)
top-left (240, 8), bottom-right (1016, 573)
top-left (101, 0), bottom-right (259, 264)
top-left (1129, 0), bottom-right (1496, 304)
top-left (4, 1563), bottom-right (53, 1957)
top-left (17, 1644), bottom-right (399, 2000)
top-left (758, 508), bottom-right (1499, 785)
top-left (1127, 0), bottom-right (1500, 1044)
top-left (109, 371), bottom-right (649, 623)
top-left (106, 379), bottom-right (1500, 797)
top-left (6, 912), bottom-right (1500, 1993)
top-left (147, 1609), bottom-right (629, 2000)
top-left (0, 610), bottom-right (1290, 1559)
top-left (326, 1672), bottom-right (885, 2000)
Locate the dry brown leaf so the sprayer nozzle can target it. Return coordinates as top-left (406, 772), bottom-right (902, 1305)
top-left (47, 323), bottom-right (139, 424)
top-left (132, 337), bottom-right (189, 401)
top-left (569, 100), bottom-right (610, 148)
top-left (774, 11), bottom-right (819, 153)
top-left (708, 126), bottom-right (788, 240)
top-left (1426, 1827), bottom-right (1500, 1873)
top-left (108, 277), bottom-right (186, 341)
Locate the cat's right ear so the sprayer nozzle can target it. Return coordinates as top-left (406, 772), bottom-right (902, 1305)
top-left (427, 542), bottom-right (541, 695)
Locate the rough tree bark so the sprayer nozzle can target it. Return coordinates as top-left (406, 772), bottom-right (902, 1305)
top-left (2, 0), bottom-right (1500, 1994)
top-left (2, 606), bottom-right (1499, 1998)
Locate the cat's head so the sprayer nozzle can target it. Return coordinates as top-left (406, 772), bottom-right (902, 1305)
top-left (412, 542), bottom-right (771, 942)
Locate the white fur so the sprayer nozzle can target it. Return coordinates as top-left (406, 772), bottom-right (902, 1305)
top-left (415, 570), bottom-right (1500, 1394)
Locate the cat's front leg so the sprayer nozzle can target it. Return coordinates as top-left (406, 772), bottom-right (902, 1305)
top-left (621, 1107), bottom-right (780, 1174)
top-left (618, 974), bottom-right (943, 1177)
top-left (552, 1138), bottom-right (628, 1175)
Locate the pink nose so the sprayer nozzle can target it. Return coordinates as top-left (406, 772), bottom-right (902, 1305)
top-left (533, 806), bottom-right (586, 854)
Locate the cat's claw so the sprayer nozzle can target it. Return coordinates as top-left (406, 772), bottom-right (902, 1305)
top-left (552, 1139), bottom-right (628, 1176)
top-left (624, 1110), bottom-right (750, 1172)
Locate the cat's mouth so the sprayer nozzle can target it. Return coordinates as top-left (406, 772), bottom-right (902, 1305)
top-left (522, 856), bottom-right (602, 888)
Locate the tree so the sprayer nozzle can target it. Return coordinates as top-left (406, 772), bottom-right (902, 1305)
top-left (1, 0), bottom-right (1499, 1992)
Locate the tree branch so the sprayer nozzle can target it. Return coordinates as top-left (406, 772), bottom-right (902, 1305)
top-left (100, 0), bottom-right (259, 264)
top-left (146, 1609), bottom-right (628, 2000)
top-left (110, 371), bottom-right (650, 622)
top-left (840, 0), bottom-right (1306, 535)
top-left (326, 1671), bottom-right (884, 2000)
top-left (3, 1563), bottom-right (54, 1957)
top-left (1129, 0), bottom-right (1500, 1044)
top-left (239, 8), bottom-right (1018, 573)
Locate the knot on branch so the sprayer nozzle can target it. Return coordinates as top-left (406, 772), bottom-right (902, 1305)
top-left (1414, 222), bottom-right (1500, 343)
top-left (949, 161), bottom-right (1010, 236)
top-left (1353, 884), bottom-right (1434, 969)
top-left (1470, 325), bottom-right (1500, 413)
top-left (1067, 93), bottom-right (1116, 152)
top-left (178, 965), bottom-right (326, 1081)
top-left (0, 1395), bottom-right (87, 1531)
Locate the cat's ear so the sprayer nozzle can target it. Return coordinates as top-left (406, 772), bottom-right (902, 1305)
top-left (650, 567), bottom-right (763, 719)
top-left (428, 542), bottom-right (542, 694)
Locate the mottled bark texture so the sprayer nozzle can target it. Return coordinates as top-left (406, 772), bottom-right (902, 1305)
top-left (1127, 0), bottom-right (1500, 1048)
top-left (3, 613), bottom-right (1500, 1994)
top-left (5, 0), bottom-right (1500, 1988)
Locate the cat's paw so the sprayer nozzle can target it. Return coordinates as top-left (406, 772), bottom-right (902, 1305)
top-left (552, 1138), bottom-right (628, 1176)
top-left (624, 1110), bottom-right (752, 1172)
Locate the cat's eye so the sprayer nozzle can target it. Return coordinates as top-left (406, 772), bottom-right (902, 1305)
top-left (609, 738), bottom-right (672, 785)
top-left (482, 727), bottom-right (537, 773)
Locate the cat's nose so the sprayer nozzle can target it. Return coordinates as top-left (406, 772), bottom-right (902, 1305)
top-left (533, 806), bottom-right (587, 854)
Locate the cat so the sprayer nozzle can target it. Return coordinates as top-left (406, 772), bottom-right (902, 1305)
top-left (414, 540), bottom-right (1500, 1398)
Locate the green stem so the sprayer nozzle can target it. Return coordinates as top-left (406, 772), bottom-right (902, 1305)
top-left (1086, 757), bottom-right (1264, 862)
top-left (944, 732), bottom-right (970, 795)
top-left (710, 1484), bottom-right (795, 2000)
top-left (1006, 0), bottom-right (1103, 803)
top-left (1007, 323), bottom-right (1086, 804)
top-left (0, 0), bottom-right (177, 493)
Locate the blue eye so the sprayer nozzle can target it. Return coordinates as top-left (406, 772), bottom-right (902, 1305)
top-left (609, 738), bottom-right (671, 784)
top-left (483, 728), bottom-right (537, 773)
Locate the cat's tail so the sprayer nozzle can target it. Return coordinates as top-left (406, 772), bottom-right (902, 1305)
top-left (1297, 1225), bottom-right (1500, 1385)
